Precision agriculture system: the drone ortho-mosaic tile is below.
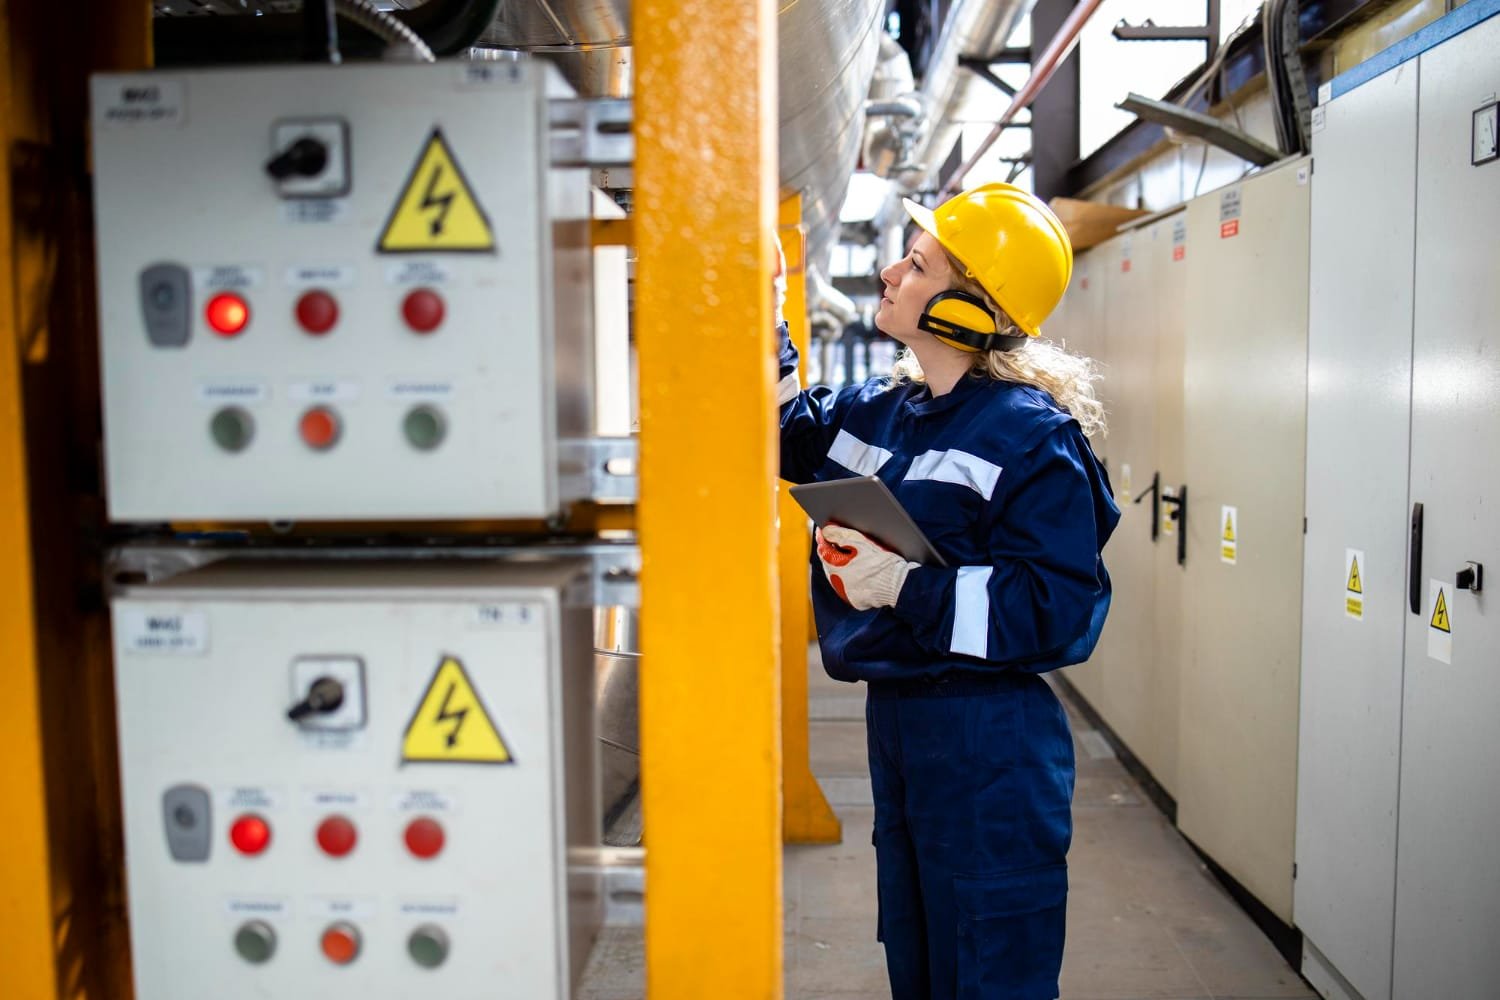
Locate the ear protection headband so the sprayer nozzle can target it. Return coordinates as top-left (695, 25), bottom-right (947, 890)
top-left (917, 290), bottom-right (1028, 353)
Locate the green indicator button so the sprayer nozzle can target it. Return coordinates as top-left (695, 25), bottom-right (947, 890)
top-left (403, 405), bottom-right (447, 451)
top-left (233, 920), bottom-right (276, 964)
top-left (210, 407), bottom-right (255, 453)
top-left (407, 924), bottom-right (449, 968)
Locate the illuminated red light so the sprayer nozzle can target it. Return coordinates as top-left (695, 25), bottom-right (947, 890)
top-left (404, 816), bottom-right (445, 859)
top-left (206, 293), bottom-right (250, 337)
top-left (230, 814), bottom-right (271, 855)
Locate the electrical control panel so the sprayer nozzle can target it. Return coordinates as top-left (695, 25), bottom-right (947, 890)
top-left (111, 559), bottom-right (600, 999)
top-left (91, 63), bottom-right (594, 521)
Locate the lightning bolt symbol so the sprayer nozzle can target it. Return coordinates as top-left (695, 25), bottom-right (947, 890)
top-left (434, 681), bottom-right (468, 748)
top-left (419, 163), bottom-right (454, 238)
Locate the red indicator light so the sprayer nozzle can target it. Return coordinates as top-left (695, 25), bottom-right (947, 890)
top-left (230, 814), bottom-right (271, 856)
top-left (404, 816), bottom-right (445, 859)
top-left (401, 288), bottom-right (445, 334)
top-left (321, 922), bottom-right (361, 965)
top-left (206, 293), bottom-right (250, 337)
top-left (316, 815), bottom-right (358, 857)
top-left (299, 407), bottom-right (341, 451)
top-left (295, 290), bottom-right (339, 335)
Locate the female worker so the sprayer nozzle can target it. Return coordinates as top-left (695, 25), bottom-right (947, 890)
top-left (778, 183), bottom-right (1119, 1000)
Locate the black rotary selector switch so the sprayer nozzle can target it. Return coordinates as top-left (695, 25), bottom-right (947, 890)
top-left (266, 137), bottom-right (329, 181)
top-left (288, 675), bottom-right (345, 722)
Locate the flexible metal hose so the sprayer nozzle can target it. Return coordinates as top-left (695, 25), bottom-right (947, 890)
top-left (333, 0), bottom-right (436, 62)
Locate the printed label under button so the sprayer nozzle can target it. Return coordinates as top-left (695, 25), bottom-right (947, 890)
top-left (289, 380), bottom-right (359, 403)
top-left (389, 379), bottom-right (456, 401)
top-left (197, 380), bottom-right (270, 406)
top-left (286, 265), bottom-right (356, 288)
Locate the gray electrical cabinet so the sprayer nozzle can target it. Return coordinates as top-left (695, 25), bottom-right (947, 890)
top-left (1178, 157), bottom-right (1311, 924)
top-left (1297, 58), bottom-right (1417, 1000)
top-left (1297, 9), bottom-right (1500, 999)
top-left (1393, 13), bottom-right (1500, 996)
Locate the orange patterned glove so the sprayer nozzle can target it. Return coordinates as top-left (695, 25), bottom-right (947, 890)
top-left (815, 524), bottom-right (918, 611)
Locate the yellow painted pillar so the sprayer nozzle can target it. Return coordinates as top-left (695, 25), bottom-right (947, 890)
top-left (777, 197), bottom-right (841, 845)
top-left (0, 9), bottom-right (59, 995)
top-left (636, 0), bottom-right (783, 997)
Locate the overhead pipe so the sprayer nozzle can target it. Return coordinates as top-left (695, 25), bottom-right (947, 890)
top-left (941, 0), bottom-right (1105, 195)
top-left (154, 0), bottom-right (503, 65)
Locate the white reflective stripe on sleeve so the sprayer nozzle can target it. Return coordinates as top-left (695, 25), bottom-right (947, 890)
top-left (904, 449), bottom-right (1003, 501)
top-left (827, 429), bottom-right (893, 477)
top-left (776, 373), bottom-right (801, 406)
top-left (951, 566), bottom-right (993, 657)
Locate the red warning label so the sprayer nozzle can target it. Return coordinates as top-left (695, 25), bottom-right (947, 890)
top-left (1220, 219), bottom-right (1240, 239)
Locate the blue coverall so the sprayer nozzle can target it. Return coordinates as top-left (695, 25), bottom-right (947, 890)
top-left (778, 326), bottom-right (1119, 1000)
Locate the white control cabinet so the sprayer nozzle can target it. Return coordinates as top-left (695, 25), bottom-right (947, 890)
top-left (1178, 157), bottom-right (1311, 924)
top-left (111, 559), bottom-right (600, 999)
top-left (91, 63), bottom-right (593, 521)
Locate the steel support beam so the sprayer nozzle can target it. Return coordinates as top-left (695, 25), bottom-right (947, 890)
top-left (636, 0), bottom-right (785, 995)
top-left (1029, 0), bottom-right (1083, 200)
top-left (0, 12), bottom-right (55, 994)
top-left (777, 196), bottom-right (841, 847)
top-left (1, 3), bottom-right (148, 998)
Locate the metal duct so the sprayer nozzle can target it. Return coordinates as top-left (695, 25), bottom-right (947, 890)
top-left (482, 0), bottom-right (884, 273)
top-left (477, 0), bottom-right (631, 97)
top-left (906, 0), bottom-right (1035, 190)
top-left (778, 0), bottom-right (887, 271)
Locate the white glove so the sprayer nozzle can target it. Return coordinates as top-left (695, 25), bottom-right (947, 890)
top-left (815, 524), bottom-right (918, 611)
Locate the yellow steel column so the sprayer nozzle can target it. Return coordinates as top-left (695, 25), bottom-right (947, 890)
top-left (777, 197), bottom-right (841, 845)
top-left (636, 0), bottom-right (783, 996)
top-left (0, 6), bottom-right (59, 994)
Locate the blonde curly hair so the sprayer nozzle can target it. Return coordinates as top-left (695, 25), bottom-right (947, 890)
top-left (891, 248), bottom-right (1107, 439)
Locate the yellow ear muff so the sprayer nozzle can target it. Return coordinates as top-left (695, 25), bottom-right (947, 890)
top-left (917, 290), bottom-right (998, 352)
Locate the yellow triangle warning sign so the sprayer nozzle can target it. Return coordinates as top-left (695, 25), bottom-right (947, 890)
top-left (377, 129), bottom-right (496, 254)
top-left (1222, 511), bottom-right (1236, 543)
top-left (402, 655), bottom-right (513, 764)
top-left (1347, 555), bottom-right (1363, 594)
top-left (1430, 589), bottom-right (1451, 634)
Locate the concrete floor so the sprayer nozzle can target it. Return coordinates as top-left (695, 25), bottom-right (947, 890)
top-left (579, 650), bottom-right (1317, 1000)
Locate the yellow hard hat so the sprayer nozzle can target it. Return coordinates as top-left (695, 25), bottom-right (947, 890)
top-left (902, 182), bottom-right (1073, 337)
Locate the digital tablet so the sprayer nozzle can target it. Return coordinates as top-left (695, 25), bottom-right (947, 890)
top-left (789, 476), bottom-right (948, 567)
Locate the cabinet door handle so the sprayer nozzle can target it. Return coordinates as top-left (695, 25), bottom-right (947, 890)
top-left (1410, 501), bottom-right (1424, 614)
top-left (1133, 471), bottom-right (1161, 542)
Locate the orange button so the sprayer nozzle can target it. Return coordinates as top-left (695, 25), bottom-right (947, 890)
top-left (229, 814), bottom-right (271, 856)
top-left (299, 407), bottom-right (340, 450)
top-left (404, 816), bottom-right (445, 859)
top-left (320, 922), bottom-right (361, 965)
top-left (316, 815), bottom-right (357, 857)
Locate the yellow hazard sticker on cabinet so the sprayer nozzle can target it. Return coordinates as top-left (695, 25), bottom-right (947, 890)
top-left (377, 129), bottom-right (496, 254)
top-left (1426, 579), bottom-right (1452, 664)
top-left (402, 655), bottom-right (513, 764)
top-left (1220, 505), bottom-right (1238, 565)
top-left (1345, 548), bottom-right (1364, 621)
